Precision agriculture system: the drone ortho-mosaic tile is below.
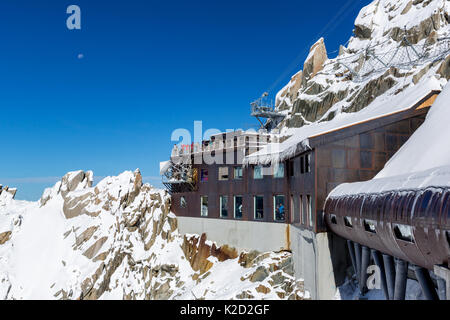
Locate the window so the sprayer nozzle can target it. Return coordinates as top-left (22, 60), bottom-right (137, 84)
top-left (273, 163), bottom-right (285, 178)
top-left (254, 196), bottom-right (264, 220)
top-left (219, 167), bottom-right (229, 181)
top-left (305, 154), bottom-right (311, 173)
top-left (201, 169), bottom-right (208, 182)
top-left (300, 195), bottom-right (305, 225)
top-left (234, 166), bottom-right (243, 180)
top-left (364, 219), bottom-right (376, 233)
top-left (220, 196), bottom-right (228, 218)
top-left (300, 157), bottom-right (305, 174)
top-left (394, 224), bottom-right (413, 242)
top-left (254, 166), bottom-right (263, 179)
top-left (300, 154), bottom-right (311, 174)
top-left (274, 195), bottom-right (286, 222)
top-left (307, 195), bottom-right (313, 227)
top-left (180, 196), bottom-right (187, 208)
top-left (201, 196), bottom-right (208, 217)
top-left (289, 161), bottom-right (294, 177)
top-left (234, 196), bottom-right (243, 219)
top-left (290, 195), bottom-right (295, 223)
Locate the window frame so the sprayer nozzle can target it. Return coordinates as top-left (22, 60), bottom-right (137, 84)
top-left (253, 166), bottom-right (263, 179)
top-left (180, 196), bottom-right (187, 208)
top-left (234, 195), bottom-right (243, 219)
top-left (220, 195), bottom-right (228, 218)
top-left (200, 169), bottom-right (209, 182)
top-left (234, 166), bottom-right (243, 180)
top-left (200, 196), bottom-right (208, 217)
top-left (254, 195), bottom-right (264, 220)
top-left (273, 163), bottom-right (285, 178)
top-left (218, 166), bottom-right (229, 181)
top-left (273, 194), bottom-right (286, 222)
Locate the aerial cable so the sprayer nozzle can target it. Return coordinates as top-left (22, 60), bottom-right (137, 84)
top-left (263, 0), bottom-right (366, 96)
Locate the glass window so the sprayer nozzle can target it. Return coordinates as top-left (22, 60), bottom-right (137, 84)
top-left (274, 195), bottom-right (286, 221)
top-left (307, 195), bottom-right (313, 227)
top-left (201, 169), bottom-right (208, 182)
top-left (300, 195), bottom-right (306, 225)
top-left (218, 167), bottom-right (229, 181)
top-left (220, 196), bottom-right (228, 217)
top-left (273, 163), bottom-right (285, 178)
top-left (300, 157), bottom-right (305, 174)
top-left (234, 166), bottom-right (243, 180)
top-left (254, 166), bottom-right (263, 179)
top-left (289, 161), bottom-right (294, 177)
top-left (234, 196), bottom-right (243, 219)
top-left (201, 196), bottom-right (208, 217)
top-left (180, 196), bottom-right (187, 208)
top-left (306, 154), bottom-right (311, 173)
top-left (254, 196), bottom-right (264, 220)
top-left (290, 195), bottom-right (297, 223)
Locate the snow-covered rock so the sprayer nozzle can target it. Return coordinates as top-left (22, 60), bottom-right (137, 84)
top-left (275, 0), bottom-right (449, 129)
top-left (0, 170), bottom-right (307, 300)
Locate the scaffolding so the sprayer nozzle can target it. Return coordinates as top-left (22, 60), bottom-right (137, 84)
top-left (161, 160), bottom-right (198, 194)
top-left (250, 92), bottom-right (285, 130)
top-left (336, 32), bottom-right (450, 83)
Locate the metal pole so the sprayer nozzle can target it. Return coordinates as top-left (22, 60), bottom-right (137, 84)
top-left (360, 246), bottom-right (370, 295)
top-left (347, 240), bottom-right (358, 281)
top-left (414, 265), bottom-right (439, 300)
top-left (354, 243), bottom-right (362, 291)
top-left (436, 277), bottom-right (447, 301)
top-left (394, 258), bottom-right (408, 300)
top-left (372, 249), bottom-right (389, 300)
top-left (434, 265), bottom-right (450, 300)
top-left (383, 254), bottom-right (396, 300)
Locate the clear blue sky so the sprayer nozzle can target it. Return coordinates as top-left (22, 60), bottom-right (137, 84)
top-left (0, 0), bottom-right (370, 200)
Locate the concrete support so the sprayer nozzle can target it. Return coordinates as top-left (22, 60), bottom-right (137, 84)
top-left (383, 254), bottom-right (396, 300)
top-left (394, 259), bottom-right (408, 300)
top-left (434, 265), bottom-right (450, 300)
top-left (372, 249), bottom-right (389, 300)
top-left (414, 265), bottom-right (439, 300)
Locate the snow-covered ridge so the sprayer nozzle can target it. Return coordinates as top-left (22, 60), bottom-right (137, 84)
top-left (0, 170), bottom-right (307, 300)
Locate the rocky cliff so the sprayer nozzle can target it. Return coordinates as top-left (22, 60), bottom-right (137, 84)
top-left (275, 0), bottom-right (449, 131)
top-left (0, 170), bottom-right (307, 300)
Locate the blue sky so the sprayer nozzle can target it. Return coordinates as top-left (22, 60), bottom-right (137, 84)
top-left (0, 0), bottom-right (370, 200)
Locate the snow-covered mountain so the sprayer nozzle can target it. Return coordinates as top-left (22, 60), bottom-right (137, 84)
top-left (0, 170), bottom-right (307, 300)
top-left (275, 0), bottom-right (449, 131)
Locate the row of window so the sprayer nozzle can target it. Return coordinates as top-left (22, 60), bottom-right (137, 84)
top-left (288, 154), bottom-right (312, 177)
top-left (290, 194), bottom-right (314, 227)
top-left (201, 164), bottom-right (286, 182)
top-left (199, 153), bottom-right (312, 183)
top-left (199, 195), bottom-right (287, 221)
top-left (184, 193), bottom-right (313, 225)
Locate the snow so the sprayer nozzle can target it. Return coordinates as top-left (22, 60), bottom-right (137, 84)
top-left (0, 171), bottom-right (306, 300)
top-left (159, 161), bottom-right (171, 175)
top-left (246, 77), bottom-right (443, 165)
top-left (330, 81), bottom-right (450, 197)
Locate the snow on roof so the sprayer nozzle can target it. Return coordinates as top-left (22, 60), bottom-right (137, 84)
top-left (245, 77), bottom-right (443, 165)
top-left (159, 161), bottom-right (171, 175)
top-left (329, 80), bottom-right (450, 197)
top-left (329, 165), bottom-right (450, 198)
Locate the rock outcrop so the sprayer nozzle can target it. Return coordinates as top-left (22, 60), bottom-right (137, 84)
top-left (275, 0), bottom-right (449, 130)
top-left (0, 170), bottom-right (308, 300)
